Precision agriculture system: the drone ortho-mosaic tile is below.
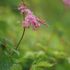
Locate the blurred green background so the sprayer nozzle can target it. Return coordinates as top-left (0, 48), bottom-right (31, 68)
top-left (0, 0), bottom-right (70, 70)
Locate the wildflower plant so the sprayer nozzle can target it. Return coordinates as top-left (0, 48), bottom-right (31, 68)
top-left (0, 0), bottom-right (70, 70)
top-left (15, 0), bottom-right (48, 50)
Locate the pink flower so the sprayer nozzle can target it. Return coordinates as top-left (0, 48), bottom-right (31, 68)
top-left (18, 3), bottom-right (47, 29)
top-left (18, 2), bottom-right (27, 14)
top-left (22, 12), bottom-right (41, 29)
top-left (63, 0), bottom-right (70, 6)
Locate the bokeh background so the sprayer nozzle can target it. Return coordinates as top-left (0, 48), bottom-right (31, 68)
top-left (0, 0), bottom-right (70, 70)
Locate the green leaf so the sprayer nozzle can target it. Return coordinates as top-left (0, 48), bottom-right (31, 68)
top-left (36, 61), bottom-right (54, 68)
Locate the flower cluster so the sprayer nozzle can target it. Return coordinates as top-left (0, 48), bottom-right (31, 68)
top-left (18, 2), bottom-right (47, 29)
top-left (63, 0), bottom-right (70, 6)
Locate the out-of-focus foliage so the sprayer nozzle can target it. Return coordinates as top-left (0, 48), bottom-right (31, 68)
top-left (0, 0), bottom-right (70, 70)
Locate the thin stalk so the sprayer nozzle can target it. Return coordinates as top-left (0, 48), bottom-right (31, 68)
top-left (15, 27), bottom-right (25, 50)
top-left (21, 0), bottom-right (24, 3)
top-left (9, 28), bottom-right (25, 57)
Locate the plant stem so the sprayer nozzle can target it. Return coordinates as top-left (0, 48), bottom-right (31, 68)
top-left (21, 0), bottom-right (24, 2)
top-left (15, 27), bottom-right (25, 50)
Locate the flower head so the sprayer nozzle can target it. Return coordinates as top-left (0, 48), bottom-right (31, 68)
top-left (63, 0), bottom-right (70, 6)
top-left (18, 2), bottom-right (27, 14)
top-left (22, 14), bottom-right (41, 29)
top-left (18, 2), bottom-right (48, 29)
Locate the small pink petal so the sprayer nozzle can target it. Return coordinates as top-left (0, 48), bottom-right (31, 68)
top-left (63, 0), bottom-right (70, 6)
top-left (22, 20), bottom-right (30, 28)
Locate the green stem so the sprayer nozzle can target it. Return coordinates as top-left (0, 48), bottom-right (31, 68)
top-left (21, 0), bottom-right (24, 2)
top-left (15, 27), bottom-right (25, 50)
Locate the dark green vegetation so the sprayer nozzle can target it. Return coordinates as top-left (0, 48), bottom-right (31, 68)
top-left (0, 0), bottom-right (70, 70)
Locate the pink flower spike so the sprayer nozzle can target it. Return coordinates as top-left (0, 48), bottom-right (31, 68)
top-left (63, 0), bottom-right (70, 6)
top-left (18, 3), bottom-right (27, 14)
top-left (18, 3), bottom-right (48, 30)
